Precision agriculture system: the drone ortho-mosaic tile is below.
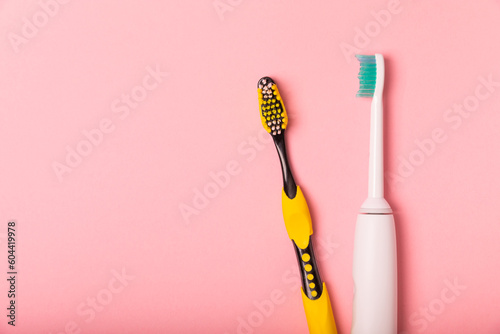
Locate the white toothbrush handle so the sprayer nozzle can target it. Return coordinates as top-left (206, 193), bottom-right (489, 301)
top-left (351, 213), bottom-right (397, 334)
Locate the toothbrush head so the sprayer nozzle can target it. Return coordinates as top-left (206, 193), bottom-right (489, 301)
top-left (258, 77), bottom-right (288, 136)
top-left (356, 55), bottom-right (376, 98)
top-left (356, 54), bottom-right (385, 98)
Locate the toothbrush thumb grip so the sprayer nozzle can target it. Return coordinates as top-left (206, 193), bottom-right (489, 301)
top-left (301, 283), bottom-right (337, 334)
top-left (282, 186), bottom-right (313, 249)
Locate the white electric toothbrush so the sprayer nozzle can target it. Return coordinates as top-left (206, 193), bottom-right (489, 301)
top-left (351, 54), bottom-right (397, 334)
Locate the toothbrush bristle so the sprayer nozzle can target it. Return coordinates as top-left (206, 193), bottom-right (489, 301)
top-left (257, 77), bottom-right (288, 136)
top-left (356, 55), bottom-right (376, 98)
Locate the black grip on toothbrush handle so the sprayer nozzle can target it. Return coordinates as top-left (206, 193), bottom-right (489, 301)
top-left (292, 236), bottom-right (323, 300)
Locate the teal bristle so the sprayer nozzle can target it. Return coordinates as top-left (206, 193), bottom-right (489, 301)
top-left (356, 55), bottom-right (376, 98)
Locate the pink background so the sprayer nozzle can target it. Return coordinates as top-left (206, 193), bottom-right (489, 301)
top-left (1, 0), bottom-right (500, 333)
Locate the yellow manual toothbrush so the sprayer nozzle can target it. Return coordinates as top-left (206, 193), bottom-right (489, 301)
top-left (257, 77), bottom-right (337, 334)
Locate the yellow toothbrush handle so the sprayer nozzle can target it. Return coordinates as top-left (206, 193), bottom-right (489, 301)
top-left (302, 284), bottom-right (338, 334)
top-left (282, 187), bottom-right (337, 334)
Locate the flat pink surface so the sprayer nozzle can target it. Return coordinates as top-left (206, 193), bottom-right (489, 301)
top-left (1, 1), bottom-right (500, 333)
